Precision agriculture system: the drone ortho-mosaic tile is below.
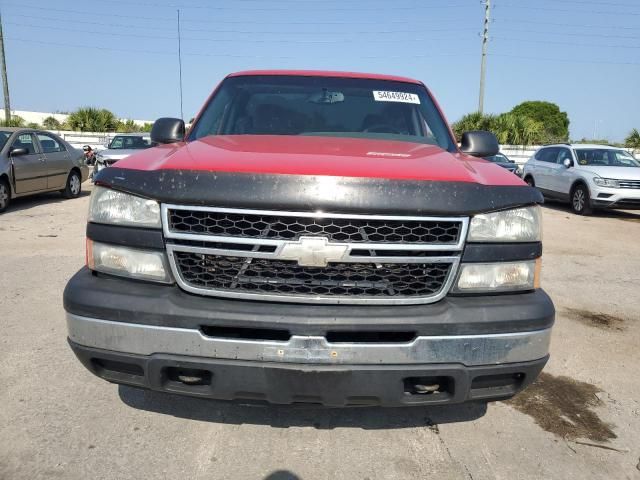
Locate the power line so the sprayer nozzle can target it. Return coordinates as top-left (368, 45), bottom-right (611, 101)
top-left (4, 20), bottom-right (477, 44)
top-left (4, 21), bottom-right (177, 40)
top-left (0, 2), bottom-right (471, 25)
top-left (495, 26), bottom-right (640, 40)
top-left (492, 35), bottom-right (640, 49)
top-left (494, 17), bottom-right (640, 30)
top-left (2, 1), bottom-right (470, 15)
top-left (7, 12), bottom-right (473, 35)
top-left (4, 36), bottom-right (475, 60)
top-left (497, 3), bottom-right (640, 16)
top-left (542, 0), bottom-right (640, 7)
top-left (489, 52), bottom-right (640, 66)
top-left (77, 0), bottom-right (471, 12)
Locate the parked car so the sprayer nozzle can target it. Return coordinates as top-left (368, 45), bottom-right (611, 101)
top-left (0, 128), bottom-right (89, 213)
top-left (484, 152), bottom-right (522, 177)
top-left (97, 134), bottom-right (153, 164)
top-left (523, 143), bottom-right (640, 215)
top-left (64, 70), bottom-right (553, 407)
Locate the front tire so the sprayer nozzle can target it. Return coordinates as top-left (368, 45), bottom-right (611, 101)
top-left (0, 179), bottom-right (10, 213)
top-left (524, 175), bottom-right (535, 187)
top-left (571, 184), bottom-right (592, 215)
top-left (62, 170), bottom-right (82, 199)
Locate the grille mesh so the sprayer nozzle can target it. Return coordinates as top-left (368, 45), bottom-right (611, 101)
top-left (618, 180), bottom-right (640, 189)
top-left (174, 252), bottom-right (452, 298)
top-left (168, 209), bottom-right (461, 244)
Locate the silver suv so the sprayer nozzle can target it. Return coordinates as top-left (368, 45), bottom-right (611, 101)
top-left (523, 143), bottom-right (640, 215)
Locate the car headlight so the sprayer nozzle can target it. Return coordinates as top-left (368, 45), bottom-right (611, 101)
top-left (593, 177), bottom-right (620, 188)
top-left (468, 206), bottom-right (541, 242)
top-left (88, 186), bottom-right (161, 228)
top-left (87, 240), bottom-right (172, 283)
top-left (453, 260), bottom-right (539, 293)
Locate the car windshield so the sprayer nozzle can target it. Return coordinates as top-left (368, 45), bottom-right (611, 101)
top-left (575, 148), bottom-right (639, 167)
top-left (485, 154), bottom-right (510, 163)
top-left (189, 75), bottom-right (456, 150)
top-left (0, 131), bottom-right (12, 150)
top-left (108, 136), bottom-right (152, 150)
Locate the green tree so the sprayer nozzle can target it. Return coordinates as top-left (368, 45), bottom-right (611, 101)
top-left (27, 122), bottom-right (41, 129)
top-left (624, 129), bottom-right (640, 149)
top-left (141, 122), bottom-right (153, 132)
top-left (0, 115), bottom-right (25, 127)
top-left (510, 101), bottom-right (569, 143)
top-left (67, 107), bottom-right (118, 132)
top-left (451, 112), bottom-right (496, 142)
top-left (451, 111), bottom-right (545, 146)
top-left (42, 116), bottom-right (62, 130)
top-left (115, 119), bottom-right (140, 133)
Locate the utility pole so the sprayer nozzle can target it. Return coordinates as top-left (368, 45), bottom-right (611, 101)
top-left (0, 10), bottom-right (11, 125)
top-left (177, 9), bottom-right (184, 120)
top-left (478, 0), bottom-right (491, 114)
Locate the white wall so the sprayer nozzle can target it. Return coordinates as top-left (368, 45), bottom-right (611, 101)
top-left (11, 110), bottom-right (153, 127)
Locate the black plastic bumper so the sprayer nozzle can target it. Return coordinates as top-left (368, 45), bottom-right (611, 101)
top-left (70, 340), bottom-right (548, 407)
top-left (592, 199), bottom-right (640, 210)
top-left (64, 268), bottom-right (554, 336)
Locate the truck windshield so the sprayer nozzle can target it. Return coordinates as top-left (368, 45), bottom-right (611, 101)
top-left (189, 75), bottom-right (456, 151)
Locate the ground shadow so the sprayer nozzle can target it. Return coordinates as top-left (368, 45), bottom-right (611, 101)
top-left (264, 471), bottom-right (301, 480)
top-left (118, 385), bottom-right (487, 429)
top-left (541, 201), bottom-right (640, 221)
top-left (5, 188), bottom-right (91, 214)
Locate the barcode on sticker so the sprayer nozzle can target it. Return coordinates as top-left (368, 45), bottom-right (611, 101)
top-left (372, 91), bottom-right (420, 104)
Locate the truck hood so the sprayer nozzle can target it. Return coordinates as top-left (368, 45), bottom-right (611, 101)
top-left (98, 135), bottom-right (541, 215)
top-left (115, 135), bottom-right (522, 186)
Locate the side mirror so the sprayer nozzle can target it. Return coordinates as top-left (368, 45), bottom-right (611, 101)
top-left (460, 131), bottom-right (500, 157)
top-left (9, 147), bottom-right (28, 157)
top-left (563, 158), bottom-right (573, 168)
top-left (151, 117), bottom-right (185, 144)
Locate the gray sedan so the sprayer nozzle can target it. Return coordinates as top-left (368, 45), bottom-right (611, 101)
top-left (0, 128), bottom-right (89, 213)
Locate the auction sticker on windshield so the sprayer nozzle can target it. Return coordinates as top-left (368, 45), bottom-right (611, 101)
top-left (373, 91), bottom-right (420, 104)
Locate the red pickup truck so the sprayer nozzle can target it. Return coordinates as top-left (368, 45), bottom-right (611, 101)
top-left (64, 70), bottom-right (553, 407)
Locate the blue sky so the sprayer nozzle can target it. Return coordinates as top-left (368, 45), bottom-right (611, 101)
top-left (1, 0), bottom-right (638, 141)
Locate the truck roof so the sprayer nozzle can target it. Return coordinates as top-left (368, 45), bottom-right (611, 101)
top-left (227, 70), bottom-right (423, 85)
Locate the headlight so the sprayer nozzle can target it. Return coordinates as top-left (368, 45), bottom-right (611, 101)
top-left (453, 260), bottom-right (539, 293)
top-left (88, 186), bottom-right (161, 228)
top-left (468, 206), bottom-right (541, 242)
top-left (593, 177), bottom-right (620, 188)
top-left (87, 240), bottom-right (172, 283)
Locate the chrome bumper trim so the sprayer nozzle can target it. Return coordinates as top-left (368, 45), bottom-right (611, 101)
top-left (67, 313), bottom-right (551, 366)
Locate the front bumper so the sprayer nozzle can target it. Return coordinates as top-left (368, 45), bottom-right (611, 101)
top-left (69, 340), bottom-right (548, 407)
top-left (64, 269), bottom-right (554, 406)
top-left (591, 184), bottom-right (640, 209)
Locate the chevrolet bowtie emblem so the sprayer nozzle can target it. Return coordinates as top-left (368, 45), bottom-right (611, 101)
top-left (279, 236), bottom-right (348, 267)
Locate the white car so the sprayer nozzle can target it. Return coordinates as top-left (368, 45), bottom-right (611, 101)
top-left (522, 143), bottom-right (640, 215)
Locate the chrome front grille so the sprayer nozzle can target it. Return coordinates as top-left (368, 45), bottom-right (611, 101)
top-left (618, 180), bottom-right (640, 189)
top-left (162, 205), bottom-right (468, 305)
top-left (167, 208), bottom-right (462, 244)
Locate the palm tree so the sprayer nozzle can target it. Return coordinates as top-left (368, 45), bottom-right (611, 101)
top-left (67, 107), bottom-right (118, 132)
top-left (625, 129), bottom-right (640, 149)
top-left (451, 112), bottom-right (496, 142)
top-left (452, 112), bottom-right (544, 146)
